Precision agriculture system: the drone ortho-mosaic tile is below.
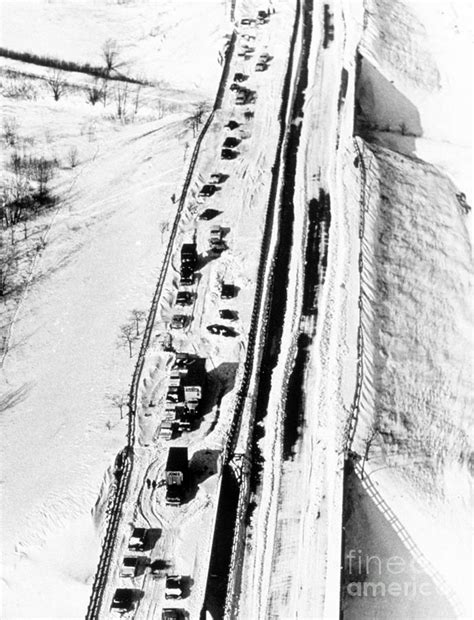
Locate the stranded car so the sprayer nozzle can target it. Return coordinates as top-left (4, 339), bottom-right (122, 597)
top-left (170, 314), bottom-right (188, 330)
top-left (199, 208), bottom-right (220, 220)
top-left (225, 120), bottom-right (240, 130)
top-left (110, 589), bottom-right (136, 613)
top-left (162, 609), bottom-right (186, 620)
top-left (206, 324), bottom-right (237, 337)
top-left (128, 527), bottom-right (147, 551)
top-left (199, 184), bottom-right (217, 197)
top-left (209, 173), bottom-right (225, 184)
top-left (221, 283), bottom-right (235, 299)
top-left (176, 291), bottom-right (193, 306)
top-left (165, 575), bottom-right (184, 599)
top-left (219, 309), bottom-right (238, 321)
top-left (221, 148), bottom-right (238, 160)
top-left (223, 136), bottom-right (240, 148)
top-left (120, 557), bottom-right (139, 578)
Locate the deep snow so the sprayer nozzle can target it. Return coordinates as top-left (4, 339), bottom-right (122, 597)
top-left (0, 1), bottom-right (228, 616)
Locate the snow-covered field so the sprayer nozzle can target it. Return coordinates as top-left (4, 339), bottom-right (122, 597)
top-left (0, 1), bottom-right (229, 617)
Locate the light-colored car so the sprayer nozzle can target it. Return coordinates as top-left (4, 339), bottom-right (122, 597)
top-left (170, 314), bottom-right (188, 330)
top-left (120, 556), bottom-right (139, 578)
top-left (165, 575), bottom-right (183, 599)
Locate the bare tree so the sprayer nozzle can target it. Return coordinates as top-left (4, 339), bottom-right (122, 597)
top-left (102, 39), bottom-right (121, 75)
top-left (0, 243), bottom-right (18, 297)
top-left (130, 309), bottom-right (146, 337)
top-left (115, 83), bottom-right (129, 120)
top-left (186, 101), bottom-right (210, 137)
top-left (361, 424), bottom-right (379, 479)
top-left (46, 70), bottom-right (67, 101)
top-left (67, 146), bottom-right (79, 168)
top-left (109, 393), bottom-right (127, 419)
top-left (159, 220), bottom-right (169, 243)
top-left (35, 157), bottom-right (54, 199)
top-left (133, 85), bottom-right (141, 116)
top-left (3, 117), bottom-right (19, 146)
top-left (119, 323), bottom-right (136, 357)
top-left (86, 79), bottom-right (104, 106)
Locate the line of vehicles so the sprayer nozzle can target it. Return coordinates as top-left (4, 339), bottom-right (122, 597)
top-left (109, 8), bottom-right (275, 618)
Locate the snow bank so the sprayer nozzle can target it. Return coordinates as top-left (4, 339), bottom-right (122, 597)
top-left (356, 0), bottom-right (472, 204)
top-left (350, 140), bottom-right (472, 616)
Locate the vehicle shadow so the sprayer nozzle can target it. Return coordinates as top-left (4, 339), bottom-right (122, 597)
top-left (201, 361), bottom-right (239, 417)
top-left (190, 449), bottom-right (221, 485)
top-left (149, 558), bottom-right (172, 577)
top-left (197, 251), bottom-right (223, 270)
top-left (144, 528), bottom-right (162, 552)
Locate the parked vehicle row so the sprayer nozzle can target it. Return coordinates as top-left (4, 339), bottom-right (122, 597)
top-left (114, 15), bottom-right (275, 615)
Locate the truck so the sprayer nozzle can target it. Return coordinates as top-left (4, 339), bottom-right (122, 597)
top-left (128, 527), bottom-right (147, 551)
top-left (209, 225), bottom-right (223, 244)
top-left (165, 447), bottom-right (188, 505)
top-left (180, 243), bottom-right (197, 270)
top-left (209, 226), bottom-right (226, 253)
top-left (180, 356), bottom-right (206, 412)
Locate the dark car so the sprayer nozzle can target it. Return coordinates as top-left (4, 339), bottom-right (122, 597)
top-left (180, 269), bottom-right (194, 285)
top-left (176, 291), bottom-right (193, 306)
top-left (110, 589), bottom-right (135, 612)
top-left (199, 208), bottom-right (220, 220)
top-left (223, 136), bottom-right (240, 148)
top-left (221, 283), bottom-right (235, 299)
top-left (207, 324), bottom-right (237, 337)
top-left (225, 120), bottom-right (240, 130)
top-left (199, 184), bottom-right (217, 197)
top-left (221, 148), bottom-right (238, 160)
top-left (230, 82), bottom-right (242, 92)
top-left (170, 314), bottom-right (188, 330)
top-left (219, 309), bottom-right (238, 321)
top-left (234, 72), bottom-right (248, 82)
top-left (162, 610), bottom-right (186, 620)
top-left (209, 173), bottom-right (225, 184)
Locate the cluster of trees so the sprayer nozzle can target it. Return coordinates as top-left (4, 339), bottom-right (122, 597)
top-left (0, 119), bottom-right (59, 298)
top-left (0, 40), bottom-right (139, 82)
top-left (1, 147), bottom-right (57, 233)
top-left (118, 309), bottom-right (147, 358)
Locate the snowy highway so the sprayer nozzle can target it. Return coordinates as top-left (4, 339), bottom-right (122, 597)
top-left (89, 1), bottom-right (305, 617)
